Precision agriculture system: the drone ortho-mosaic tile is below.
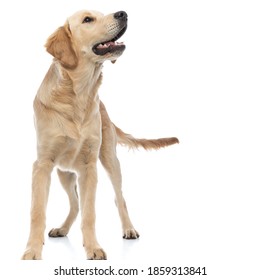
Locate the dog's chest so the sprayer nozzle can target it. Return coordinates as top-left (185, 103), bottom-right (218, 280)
top-left (56, 137), bottom-right (85, 169)
top-left (55, 103), bottom-right (101, 170)
top-left (56, 133), bottom-right (97, 171)
top-left (58, 91), bottom-right (100, 137)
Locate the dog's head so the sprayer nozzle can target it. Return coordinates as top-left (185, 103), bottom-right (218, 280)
top-left (45, 10), bottom-right (128, 69)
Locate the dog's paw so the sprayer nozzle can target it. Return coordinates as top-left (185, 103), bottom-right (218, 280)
top-left (21, 248), bottom-right (42, 260)
top-left (123, 228), bottom-right (140, 239)
top-left (48, 227), bottom-right (68, 237)
top-left (87, 248), bottom-right (107, 260)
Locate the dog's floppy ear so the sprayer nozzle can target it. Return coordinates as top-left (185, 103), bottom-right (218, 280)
top-left (45, 24), bottom-right (78, 69)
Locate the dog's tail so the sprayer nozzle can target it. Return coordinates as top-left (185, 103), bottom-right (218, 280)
top-left (113, 124), bottom-right (179, 150)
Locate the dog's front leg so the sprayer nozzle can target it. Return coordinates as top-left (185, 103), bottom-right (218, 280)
top-left (22, 160), bottom-right (53, 260)
top-left (78, 145), bottom-right (107, 260)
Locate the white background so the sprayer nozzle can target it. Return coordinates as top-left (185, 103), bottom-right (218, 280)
top-left (0, 0), bottom-right (260, 279)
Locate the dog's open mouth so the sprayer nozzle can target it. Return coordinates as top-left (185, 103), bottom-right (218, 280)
top-left (93, 25), bottom-right (127, 56)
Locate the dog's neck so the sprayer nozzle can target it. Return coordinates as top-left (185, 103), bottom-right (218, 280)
top-left (66, 60), bottom-right (103, 97)
top-left (65, 60), bottom-right (103, 121)
top-left (36, 59), bottom-right (104, 137)
top-left (38, 59), bottom-right (103, 107)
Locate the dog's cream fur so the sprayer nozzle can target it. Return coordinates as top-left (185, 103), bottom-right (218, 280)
top-left (22, 10), bottom-right (179, 260)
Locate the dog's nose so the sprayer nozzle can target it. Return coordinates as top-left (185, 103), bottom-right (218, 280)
top-left (114, 11), bottom-right (128, 21)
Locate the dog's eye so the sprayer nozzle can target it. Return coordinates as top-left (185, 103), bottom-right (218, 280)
top-left (82, 16), bottom-right (94, 23)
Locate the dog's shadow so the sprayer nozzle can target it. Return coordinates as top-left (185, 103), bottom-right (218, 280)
top-left (119, 238), bottom-right (141, 260)
top-left (45, 236), bottom-right (84, 260)
top-left (45, 235), bottom-right (141, 260)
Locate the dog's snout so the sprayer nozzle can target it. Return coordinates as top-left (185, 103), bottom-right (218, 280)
top-left (114, 11), bottom-right (128, 21)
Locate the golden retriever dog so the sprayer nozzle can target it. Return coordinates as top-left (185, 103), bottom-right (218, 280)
top-left (21, 10), bottom-right (179, 260)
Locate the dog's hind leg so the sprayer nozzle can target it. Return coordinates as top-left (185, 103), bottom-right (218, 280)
top-left (48, 169), bottom-right (79, 237)
top-left (99, 114), bottom-right (139, 239)
top-left (101, 155), bottom-right (139, 239)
